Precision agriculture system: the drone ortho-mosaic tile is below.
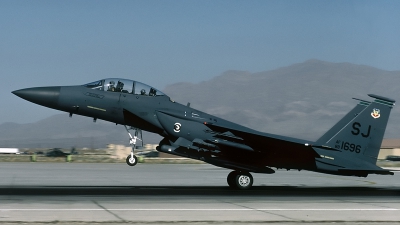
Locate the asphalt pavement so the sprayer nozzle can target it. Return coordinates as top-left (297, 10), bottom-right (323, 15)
top-left (0, 163), bottom-right (399, 224)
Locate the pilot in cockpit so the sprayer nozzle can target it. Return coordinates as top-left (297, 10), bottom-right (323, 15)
top-left (116, 81), bottom-right (124, 92)
top-left (107, 81), bottom-right (115, 92)
top-left (149, 88), bottom-right (157, 96)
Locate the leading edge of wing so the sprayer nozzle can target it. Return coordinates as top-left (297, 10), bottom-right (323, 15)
top-left (203, 122), bottom-right (313, 146)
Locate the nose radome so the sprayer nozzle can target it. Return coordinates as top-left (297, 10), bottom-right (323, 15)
top-left (12, 86), bottom-right (61, 109)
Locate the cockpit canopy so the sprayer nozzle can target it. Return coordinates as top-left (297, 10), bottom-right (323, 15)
top-left (83, 78), bottom-right (166, 97)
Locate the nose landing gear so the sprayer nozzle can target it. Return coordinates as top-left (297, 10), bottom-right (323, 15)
top-left (126, 153), bottom-right (138, 166)
top-left (124, 125), bottom-right (142, 167)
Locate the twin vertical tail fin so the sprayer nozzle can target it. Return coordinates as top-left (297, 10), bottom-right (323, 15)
top-left (316, 98), bottom-right (370, 144)
top-left (315, 94), bottom-right (395, 167)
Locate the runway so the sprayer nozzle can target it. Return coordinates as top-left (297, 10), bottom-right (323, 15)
top-left (0, 163), bottom-right (399, 224)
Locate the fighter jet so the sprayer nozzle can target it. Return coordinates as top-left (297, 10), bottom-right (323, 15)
top-left (12, 78), bottom-right (396, 189)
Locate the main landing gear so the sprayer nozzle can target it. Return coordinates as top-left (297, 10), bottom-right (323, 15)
top-left (227, 171), bottom-right (254, 190)
top-left (124, 125), bottom-right (142, 167)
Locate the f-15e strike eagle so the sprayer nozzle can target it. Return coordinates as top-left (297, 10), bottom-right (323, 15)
top-left (13, 78), bottom-right (396, 189)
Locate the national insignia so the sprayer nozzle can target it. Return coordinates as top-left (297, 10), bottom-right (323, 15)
top-left (173, 123), bottom-right (181, 132)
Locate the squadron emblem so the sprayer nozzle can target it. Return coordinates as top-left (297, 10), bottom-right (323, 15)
top-left (173, 123), bottom-right (181, 132)
top-left (371, 108), bottom-right (380, 119)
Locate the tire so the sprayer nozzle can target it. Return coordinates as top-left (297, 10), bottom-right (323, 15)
top-left (126, 155), bottom-right (138, 166)
top-left (227, 171), bottom-right (238, 188)
top-left (234, 172), bottom-right (253, 190)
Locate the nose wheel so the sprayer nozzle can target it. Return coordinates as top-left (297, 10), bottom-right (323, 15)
top-left (227, 171), bottom-right (253, 190)
top-left (124, 125), bottom-right (142, 167)
top-left (126, 154), bottom-right (138, 166)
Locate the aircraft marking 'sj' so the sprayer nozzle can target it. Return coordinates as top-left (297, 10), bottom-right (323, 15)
top-left (13, 78), bottom-right (396, 189)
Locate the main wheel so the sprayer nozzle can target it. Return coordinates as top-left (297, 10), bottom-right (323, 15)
top-left (126, 155), bottom-right (138, 166)
top-left (234, 172), bottom-right (253, 190)
top-left (227, 171), bottom-right (238, 188)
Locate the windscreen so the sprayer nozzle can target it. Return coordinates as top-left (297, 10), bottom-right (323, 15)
top-left (83, 80), bottom-right (104, 90)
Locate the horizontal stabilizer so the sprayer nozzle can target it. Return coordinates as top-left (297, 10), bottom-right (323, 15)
top-left (338, 169), bottom-right (394, 176)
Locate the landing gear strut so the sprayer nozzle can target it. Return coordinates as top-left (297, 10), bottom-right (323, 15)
top-left (227, 171), bottom-right (253, 190)
top-left (124, 125), bottom-right (143, 167)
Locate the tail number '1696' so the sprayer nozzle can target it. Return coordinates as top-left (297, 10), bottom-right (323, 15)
top-left (339, 141), bottom-right (361, 153)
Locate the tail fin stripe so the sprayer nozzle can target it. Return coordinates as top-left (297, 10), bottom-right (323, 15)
top-left (352, 98), bottom-right (371, 106)
top-left (358, 101), bottom-right (370, 106)
top-left (375, 99), bottom-right (394, 107)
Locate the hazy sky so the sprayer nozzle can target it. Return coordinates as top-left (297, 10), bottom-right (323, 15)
top-left (1, 0), bottom-right (400, 124)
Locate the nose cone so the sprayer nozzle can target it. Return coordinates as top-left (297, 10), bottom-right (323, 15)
top-left (12, 86), bottom-right (61, 109)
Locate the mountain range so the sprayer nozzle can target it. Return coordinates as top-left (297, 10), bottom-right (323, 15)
top-left (1, 59), bottom-right (399, 148)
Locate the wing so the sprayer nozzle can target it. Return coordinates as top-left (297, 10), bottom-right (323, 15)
top-left (202, 122), bottom-right (319, 170)
top-left (204, 122), bottom-right (312, 151)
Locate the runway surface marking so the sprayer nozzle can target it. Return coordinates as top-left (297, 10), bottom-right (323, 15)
top-left (1, 208), bottom-right (399, 211)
